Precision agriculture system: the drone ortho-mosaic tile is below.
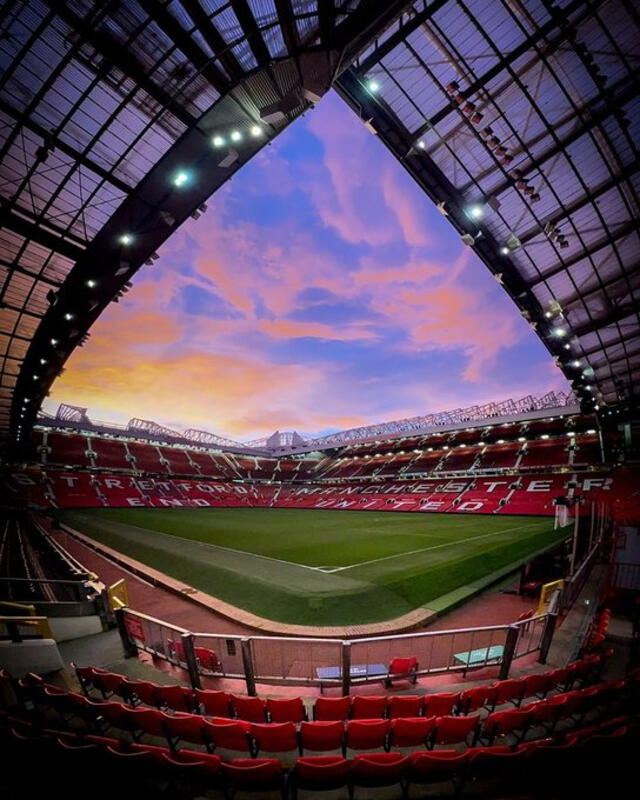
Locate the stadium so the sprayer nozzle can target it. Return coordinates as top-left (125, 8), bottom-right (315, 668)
top-left (0, 1), bottom-right (639, 798)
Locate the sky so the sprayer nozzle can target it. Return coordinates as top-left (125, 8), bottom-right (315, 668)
top-left (45, 91), bottom-right (569, 441)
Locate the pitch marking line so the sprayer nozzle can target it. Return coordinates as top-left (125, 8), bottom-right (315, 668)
top-left (323, 521), bottom-right (550, 573)
top-left (87, 518), bottom-right (325, 573)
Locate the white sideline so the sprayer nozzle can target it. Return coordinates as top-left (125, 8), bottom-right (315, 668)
top-left (90, 518), bottom-right (325, 573)
top-left (323, 521), bottom-right (549, 573)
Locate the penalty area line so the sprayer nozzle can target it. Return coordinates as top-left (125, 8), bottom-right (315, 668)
top-left (326, 521), bottom-right (550, 573)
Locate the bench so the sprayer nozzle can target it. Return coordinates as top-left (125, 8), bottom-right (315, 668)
top-left (315, 663), bottom-right (387, 693)
top-left (453, 645), bottom-right (504, 677)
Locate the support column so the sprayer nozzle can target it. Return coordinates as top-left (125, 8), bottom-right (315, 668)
top-left (241, 638), bottom-right (256, 696)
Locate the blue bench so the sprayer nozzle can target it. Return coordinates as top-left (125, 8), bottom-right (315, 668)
top-left (316, 663), bottom-right (387, 693)
top-left (453, 645), bottom-right (504, 676)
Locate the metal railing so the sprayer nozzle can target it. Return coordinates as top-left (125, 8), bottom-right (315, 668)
top-left (0, 576), bottom-right (90, 603)
top-left (116, 607), bottom-right (558, 696)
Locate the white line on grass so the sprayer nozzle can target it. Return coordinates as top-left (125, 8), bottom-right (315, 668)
top-left (93, 519), bottom-right (325, 573)
top-left (323, 521), bottom-right (549, 573)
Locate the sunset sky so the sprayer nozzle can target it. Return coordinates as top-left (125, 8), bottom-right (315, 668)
top-left (45, 91), bottom-right (568, 441)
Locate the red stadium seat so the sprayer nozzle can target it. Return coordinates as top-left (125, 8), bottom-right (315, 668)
top-left (491, 678), bottom-right (526, 708)
top-left (163, 712), bottom-right (206, 749)
top-left (350, 752), bottom-right (408, 796)
top-left (299, 721), bottom-right (345, 754)
top-left (314, 695), bottom-right (351, 721)
top-left (389, 716), bottom-right (437, 749)
top-left (194, 689), bottom-right (231, 718)
top-left (249, 722), bottom-right (298, 756)
top-left (345, 719), bottom-right (389, 751)
top-left (458, 685), bottom-right (498, 715)
top-left (432, 715), bottom-right (480, 748)
top-left (121, 678), bottom-right (160, 708)
top-left (292, 755), bottom-right (351, 796)
top-left (483, 708), bottom-right (531, 745)
top-left (407, 749), bottom-right (468, 793)
top-left (222, 758), bottom-right (285, 798)
top-left (388, 695), bottom-right (423, 719)
top-left (351, 695), bottom-right (388, 719)
top-left (423, 692), bottom-right (459, 717)
top-left (385, 656), bottom-right (418, 687)
top-left (155, 684), bottom-right (195, 713)
top-left (230, 694), bottom-right (267, 722)
top-left (266, 697), bottom-right (307, 723)
top-left (202, 719), bottom-right (252, 754)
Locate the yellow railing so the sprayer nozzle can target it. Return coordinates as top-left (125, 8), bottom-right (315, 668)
top-left (0, 615), bottom-right (52, 639)
top-left (0, 601), bottom-right (36, 616)
top-left (108, 578), bottom-right (128, 611)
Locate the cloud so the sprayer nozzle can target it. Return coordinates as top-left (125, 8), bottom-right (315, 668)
top-left (46, 90), bottom-right (570, 438)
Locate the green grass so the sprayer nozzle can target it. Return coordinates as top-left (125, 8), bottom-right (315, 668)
top-left (57, 507), bottom-right (567, 626)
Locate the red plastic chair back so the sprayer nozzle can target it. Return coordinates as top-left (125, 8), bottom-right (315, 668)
top-left (314, 695), bottom-right (351, 721)
top-left (194, 689), bottom-right (231, 717)
top-left (346, 719), bottom-right (390, 750)
top-left (389, 716), bottom-right (436, 748)
top-left (250, 722), bottom-right (298, 753)
top-left (222, 758), bottom-right (282, 789)
top-left (433, 714), bottom-right (480, 746)
top-left (351, 752), bottom-right (408, 780)
top-left (295, 755), bottom-right (350, 782)
top-left (203, 720), bottom-right (252, 752)
top-left (231, 694), bottom-right (267, 722)
top-left (388, 695), bottom-right (423, 718)
top-left (156, 684), bottom-right (194, 712)
top-left (267, 697), bottom-right (306, 723)
top-left (351, 695), bottom-right (388, 719)
top-left (299, 720), bottom-right (345, 752)
top-left (423, 692), bottom-right (459, 717)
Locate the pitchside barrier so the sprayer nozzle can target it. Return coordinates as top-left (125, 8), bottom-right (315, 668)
top-left (116, 607), bottom-right (556, 696)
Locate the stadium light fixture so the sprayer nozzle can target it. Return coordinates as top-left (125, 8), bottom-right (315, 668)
top-left (594, 405), bottom-right (600, 410)
top-left (552, 327), bottom-right (566, 337)
top-left (212, 135), bottom-right (226, 148)
top-left (118, 233), bottom-right (133, 246)
top-left (230, 130), bottom-right (242, 142)
top-left (250, 125), bottom-right (263, 137)
top-left (572, 360), bottom-right (581, 367)
top-left (366, 78), bottom-right (380, 93)
top-left (468, 204), bottom-right (484, 220)
top-left (497, 439), bottom-right (505, 444)
top-left (86, 279), bottom-right (97, 288)
top-left (500, 246), bottom-right (509, 255)
top-left (587, 429), bottom-right (596, 434)
top-left (50, 338), bottom-right (58, 346)
top-left (39, 358), bottom-right (47, 365)
top-left (64, 313), bottom-right (73, 321)
top-left (32, 374), bottom-right (39, 380)
top-left (541, 434), bottom-right (550, 439)
top-left (172, 170), bottom-right (191, 188)
top-left (563, 343), bottom-right (571, 350)
top-left (518, 436), bottom-right (526, 442)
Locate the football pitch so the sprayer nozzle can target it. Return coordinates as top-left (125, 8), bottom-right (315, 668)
top-left (58, 508), bottom-right (567, 626)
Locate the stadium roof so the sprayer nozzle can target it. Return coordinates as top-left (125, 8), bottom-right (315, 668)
top-left (1, 0), bottom-right (638, 449)
top-left (335, 0), bottom-right (640, 411)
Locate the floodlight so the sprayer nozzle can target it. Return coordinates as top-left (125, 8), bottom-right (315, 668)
top-left (367, 78), bottom-right (380, 93)
top-left (468, 204), bottom-right (484, 219)
top-left (119, 233), bottom-right (133, 246)
top-left (230, 130), bottom-right (242, 142)
top-left (212, 135), bottom-right (225, 148)
top-left (172, 170), bottom-right (191, 187)
top-left (250, 125), bottom-right (262, 137)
